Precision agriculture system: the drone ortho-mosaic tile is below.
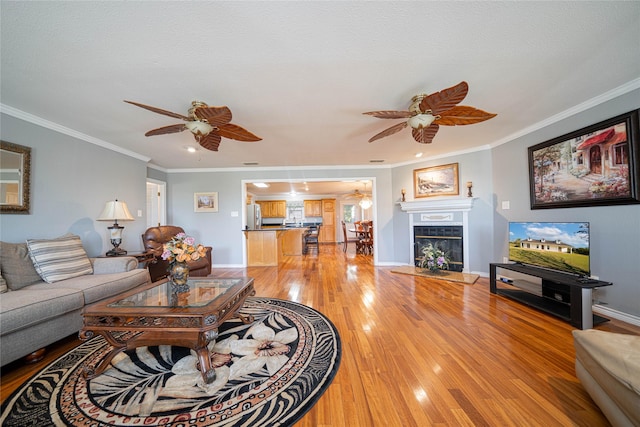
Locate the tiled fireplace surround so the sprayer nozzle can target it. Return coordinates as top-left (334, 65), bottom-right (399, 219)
top-left (400, 198), bottom-right (476, 273)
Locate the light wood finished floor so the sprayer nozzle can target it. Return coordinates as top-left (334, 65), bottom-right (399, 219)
top-left (2, 244), bottom-right (639, 426)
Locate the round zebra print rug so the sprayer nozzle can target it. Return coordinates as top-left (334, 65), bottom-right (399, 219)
top-left (1, 297), bottom-right (341, 427)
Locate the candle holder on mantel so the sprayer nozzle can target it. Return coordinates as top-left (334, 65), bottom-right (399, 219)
top-left (401, 188), bottom-right (406, 202)
top-left (466, 182), bottom-right (473, 198)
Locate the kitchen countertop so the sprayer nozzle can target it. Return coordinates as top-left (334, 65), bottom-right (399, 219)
top-left (244, 225), bottom-right (319, 231)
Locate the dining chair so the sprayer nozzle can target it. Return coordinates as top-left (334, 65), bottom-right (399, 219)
top-left (363, 225), bottom-right (373, 255)
top-left (356, 222), bottom-right (372, 255)
top-left (303, 225), bottom-right (321, 255)
top-left (341, 221), bottom-right (348, 252)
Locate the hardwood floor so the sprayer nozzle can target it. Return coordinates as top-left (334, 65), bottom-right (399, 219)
top-left (2, 244), bottom-right (639, 426)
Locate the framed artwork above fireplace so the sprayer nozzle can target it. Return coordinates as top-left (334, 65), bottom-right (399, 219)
top-left (413, 163), bottom-right (459, 198)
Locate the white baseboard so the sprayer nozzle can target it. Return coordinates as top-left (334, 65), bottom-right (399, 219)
top-left (593, 304), bottom-right (640, 327)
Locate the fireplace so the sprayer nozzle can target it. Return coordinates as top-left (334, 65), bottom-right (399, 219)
top-left (400, 198), bottom-right (475, 273)
top-left (414, 225), bottom-right (463, 272)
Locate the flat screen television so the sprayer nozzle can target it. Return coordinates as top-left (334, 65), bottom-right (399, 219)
top-left (508, 222), bottom-right (590, 277)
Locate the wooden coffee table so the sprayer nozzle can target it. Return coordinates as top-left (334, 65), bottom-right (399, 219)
top-left (79, 276), bottom-right (255, 384)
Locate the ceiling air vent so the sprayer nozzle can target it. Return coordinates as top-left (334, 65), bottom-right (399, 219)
top-left (369, 160), bottom-right (385, 163)
top-left (243, 162), bottom-right (259, 166)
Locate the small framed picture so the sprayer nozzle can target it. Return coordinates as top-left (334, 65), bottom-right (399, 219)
top-left (413, 163), bottom-right (459, 198)
top-left (194, 192), bottom-right (218, 212)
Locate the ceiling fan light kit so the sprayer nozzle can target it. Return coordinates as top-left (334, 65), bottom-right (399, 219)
top-left (363, 81), bottom-right (497, 145)
top-left (184, 120), bottom-right (213, 136)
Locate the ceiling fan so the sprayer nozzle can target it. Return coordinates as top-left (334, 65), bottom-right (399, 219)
top-left (363, 81), bottom-right (496, 145)
top-left (347, 189), bottom-right (367, 199)
top-left (346, 182), bottom-right (371, 200)
top-left (124, 100), bottom-right (261, 151)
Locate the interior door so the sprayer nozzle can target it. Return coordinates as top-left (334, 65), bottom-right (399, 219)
top-left (146, 179), bottom-right (166, 227)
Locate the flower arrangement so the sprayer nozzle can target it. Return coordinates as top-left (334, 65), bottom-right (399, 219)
top-left (418, 243), bottom-right (450, 273)
top-left (162, 232), bottom-right (207, 267)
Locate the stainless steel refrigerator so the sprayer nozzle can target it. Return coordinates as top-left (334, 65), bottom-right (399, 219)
top-left (247, 204), bottom-right (262, 229)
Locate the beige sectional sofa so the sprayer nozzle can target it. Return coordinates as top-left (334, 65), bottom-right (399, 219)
top-left (0, 235), bottom-right (151, 366)
top-left (573, 329), bottom-right (640, 427)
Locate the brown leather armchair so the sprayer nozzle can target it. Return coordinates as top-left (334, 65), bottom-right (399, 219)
top-left (141, 225), bottom-right (212, 282)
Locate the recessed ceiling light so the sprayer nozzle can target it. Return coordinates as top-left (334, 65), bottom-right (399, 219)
top-left (185, 146), bottom-right (197, 153)
top-left (253, 183), bottom-right (269, 188)
top-left (415, 152), bottom-right (423, 158)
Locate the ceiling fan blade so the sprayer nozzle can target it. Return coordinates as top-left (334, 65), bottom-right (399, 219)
top-left (193, 106), bottom-right (233, 126)
top-left (124, 100), bottom-right (189, 120)
top-left (217, 123), bottom-right (262, 141)
top-left (436, 105), bottom-right (497, 126)
top-left (363, 110), bottom-right (412, 119)
top-left (197, 132), bottom-right (222, 151)
top-left (419, 81), bottom-right (469, 115)
top-left (412, 124), bottom-right (439, 144)
top-left (144, 123), bottom-right (187, 136)
top-left (368, 121), bottom-right (408, 143)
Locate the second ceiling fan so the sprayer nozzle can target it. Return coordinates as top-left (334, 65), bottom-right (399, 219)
top-left (363, 81), bottom-right (496, 145)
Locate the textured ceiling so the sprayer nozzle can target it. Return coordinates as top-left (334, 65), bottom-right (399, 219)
top-left (1, 1), bottom-right (639, 171)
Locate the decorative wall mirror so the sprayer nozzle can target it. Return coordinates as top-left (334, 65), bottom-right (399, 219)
top-left (0, 141), bottom-right (31, 214)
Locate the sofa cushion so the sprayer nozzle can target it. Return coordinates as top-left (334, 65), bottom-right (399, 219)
top-left (573, 329), bottom-right (640, 394)
top-left (23, 269), bottom-right (151, 305)
top-left (0, 241), bottom-right (43, 290)
top-left (0, 274), bottom-right (7, 293)
top-left (573, 329), bottom-right (640, 426)
top-left (26, 234), bottom-right (93, 283)
top-left (0, 287), bottom-right (84, 335)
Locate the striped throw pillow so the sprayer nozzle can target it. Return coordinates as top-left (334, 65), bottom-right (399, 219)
top-left (26, 234), bottom-right (93, 283)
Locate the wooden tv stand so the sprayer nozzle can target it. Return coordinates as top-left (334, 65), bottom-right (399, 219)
top-left (490, 263), bottom-right (612, 329)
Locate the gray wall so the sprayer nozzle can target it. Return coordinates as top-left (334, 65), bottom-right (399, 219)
top-left (0, 114), bottom-right (149, 256)
top-left (491, 89), bottom-right (640, 318)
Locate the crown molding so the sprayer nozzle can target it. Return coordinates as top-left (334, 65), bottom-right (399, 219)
top-left (0, 104), bottom-right (151, 163)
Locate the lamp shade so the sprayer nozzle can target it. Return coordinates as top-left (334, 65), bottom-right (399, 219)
top-left (97, 200), bottom-right (134, 221)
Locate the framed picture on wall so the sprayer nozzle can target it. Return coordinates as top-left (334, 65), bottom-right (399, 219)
top-left (194, 192), bottom-right (219, 212)
top-left (529, 109), bottom-right (640, 209)
top-left (413, 163), bottom-right (459, 198)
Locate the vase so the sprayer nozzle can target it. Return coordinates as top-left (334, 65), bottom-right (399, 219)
top-left (169, 261), bottom-right (189, 289)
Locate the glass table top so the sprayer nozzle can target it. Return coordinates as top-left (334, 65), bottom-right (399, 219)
top-left (108, 277), bottom-right (248, 308)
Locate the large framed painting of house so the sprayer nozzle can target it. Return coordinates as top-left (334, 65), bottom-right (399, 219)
top-left (529, 109), bottom-right (640, 209)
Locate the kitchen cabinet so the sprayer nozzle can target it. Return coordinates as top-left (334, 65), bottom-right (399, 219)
top-left (256, 200), bottom-right (286, 218)
top-left (280, 228), bottom-right (306, 256)
top-left (320, 198), bottom-right (336, 243)
top-left (304, 200), bottom-right (322, 217)
top-left (244, 228), bottom-right (307, 266)
top-left (245, 230), bottom-right (278, 266)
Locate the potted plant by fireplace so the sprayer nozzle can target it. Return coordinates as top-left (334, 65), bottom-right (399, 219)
top-left (418, 243), bottom-right (450, 274)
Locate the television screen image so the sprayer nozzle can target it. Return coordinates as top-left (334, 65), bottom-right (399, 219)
top-left (508, 222), bottom-right (590, 276)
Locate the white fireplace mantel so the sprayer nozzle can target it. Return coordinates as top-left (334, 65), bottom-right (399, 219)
top-left (399, 197), bottom-right (476, 213)
top-left (400, 197), bottom-right (476, 273)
